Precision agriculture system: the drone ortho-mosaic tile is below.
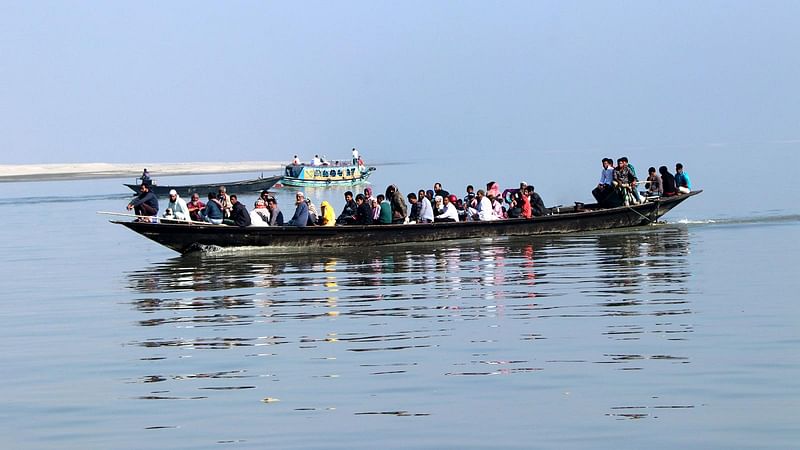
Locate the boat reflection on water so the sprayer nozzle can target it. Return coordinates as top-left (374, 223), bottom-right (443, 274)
top-left (123, 225), bottom-right (697, 425)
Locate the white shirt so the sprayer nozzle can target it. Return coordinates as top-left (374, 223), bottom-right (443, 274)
top-left (352, 148), bottom-right (359, 160)
top-left (418, 197), bottom-right (434, 222)
top-left (477, 197), bottom-right (495, 221)
top-left (439, 203), bottom-right (459, 221)
top-left (166, 196), bottom-right (190, 220)
top-left (312, 156), bottom-right (321, 166)
top-left (249, 209), bottom-right (270, 227)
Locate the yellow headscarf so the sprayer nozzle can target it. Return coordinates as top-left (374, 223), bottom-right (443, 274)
top-left (320, 201), bottom-right (335, 226)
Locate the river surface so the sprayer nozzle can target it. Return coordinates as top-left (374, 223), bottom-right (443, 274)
top-left (1, 164), bottom-right (798, 449)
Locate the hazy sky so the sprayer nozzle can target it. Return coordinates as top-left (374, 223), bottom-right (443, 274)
top-left (1, 0), bottom-right (799, 165)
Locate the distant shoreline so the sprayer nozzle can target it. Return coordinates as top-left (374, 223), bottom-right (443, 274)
top-left (0, 162), bottom-right (284, 182)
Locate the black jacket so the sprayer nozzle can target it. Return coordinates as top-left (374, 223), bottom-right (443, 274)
top-left (129, 191), bottom-right (159, 212)
top-left (355, 202), bottom-right (374, 225)
top-left (231, 202), bottom-right (252, 227)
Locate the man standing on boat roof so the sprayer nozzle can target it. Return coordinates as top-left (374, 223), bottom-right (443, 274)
top-left (352, 148), bottom-right (359, 165)
top-left (127, 183), bottom-right (158, 220)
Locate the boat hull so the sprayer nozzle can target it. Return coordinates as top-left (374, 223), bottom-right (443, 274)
top-left (114, 191), bottom-right (701, 255)
top-left (124, 175), bottom-right (282, 197)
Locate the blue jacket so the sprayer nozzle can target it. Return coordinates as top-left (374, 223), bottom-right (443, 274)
top-left (289, 201), bottom-right (308, 227)
top-left (204, 199), bottom-right (223, 220)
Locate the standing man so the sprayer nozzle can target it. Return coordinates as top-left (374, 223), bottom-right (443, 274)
top-left (675, 163), bottom-right (692, 194)
top-left (352, 148), bottom-right (359, 165)
top-left (127, 183), bottom-right (159, 220)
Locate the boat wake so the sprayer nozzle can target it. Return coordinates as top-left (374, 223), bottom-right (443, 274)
top-left (665, 214), bottom-right (800, 227)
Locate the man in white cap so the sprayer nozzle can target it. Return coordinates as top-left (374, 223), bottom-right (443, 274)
top-left (287, 191), bottom-right (309, 227)
top-left (164, 189), bottom-right (190, 221)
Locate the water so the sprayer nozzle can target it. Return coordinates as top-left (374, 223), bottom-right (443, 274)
top-left (1, 166), bottom-right (799, 449)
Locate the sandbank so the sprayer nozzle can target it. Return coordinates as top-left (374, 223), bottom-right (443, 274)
top-left (0, 161), bottom-right (284, 182)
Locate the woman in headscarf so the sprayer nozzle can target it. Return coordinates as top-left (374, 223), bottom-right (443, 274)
top-left (486, 181), bottom-right (500, 199)
top-left (364, 186), bottom-right (375, 204)
top-left (319, 200), bottom-right (335, 226)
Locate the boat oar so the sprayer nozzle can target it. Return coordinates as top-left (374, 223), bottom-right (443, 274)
top-left (96, 211), bottom-right (209, 225)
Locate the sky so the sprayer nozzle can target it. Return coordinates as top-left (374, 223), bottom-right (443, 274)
top-left (1, 0), bottom-right (799, 172)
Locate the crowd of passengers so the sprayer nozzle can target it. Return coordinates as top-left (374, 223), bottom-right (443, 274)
top-left (126, 158), bottom-right (691, 227)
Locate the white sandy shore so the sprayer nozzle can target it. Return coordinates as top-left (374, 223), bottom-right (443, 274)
top-left (0, 161), bottom-right (284, 182)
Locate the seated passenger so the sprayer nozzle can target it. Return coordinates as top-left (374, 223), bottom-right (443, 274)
top-left (471, 190), bottom-right (496, 221)
top-left (613, 157), bottom-right (637, 206)
top-left (305, 198), bottom-right (319, 226)
top-left (592, 158), bottom-right (615, 206)
top-left (407, 193), bottom-right (422, 223)
top-left (644, 167), bottom-right (663, 197)
top-left (187, 193), bottom-right (206, 221)
top-left (287, 192), bottom-right (309, 228)
top-left (354, 194), bottom-right (374, 225)
top-left (217, 186), bottom-right (232, 218)
top-left (266, 197), bottom-right (285, 225)
top-left (364, 187), bottom-right (375, 204)
top-left (418, 190), bottom-right (434, 223)
top-left (127, 183), bottom-right (159, 220)
top-left (518, 189), bottom-right (532, 219)
top-left (528, 186), bottom-right (546, 217)
top-left (675, 163), bottom-right (692, 194)
top-left (485, 181), bottom-right (499, 199)
top-left (386, 184), bottom-right (407, 224)
top-left (377, 194), bottom-right (392, 225)
top-left (164, 189), bottom-right (190, 221)
top-left (464, 185), bottom-right (477, 209)
top-left (202, 192), bottom-right (224, 225)
top-left (228, 195), bottom-right (251, 227)
top-left (436, 195), bottom-right (459, 222)
top-left (489, 193), bottom-right (505, 219)
top-left (659, 166), bottom-right (679, 197)
top-left (336, 191), bottom-right (358, 225)
top-left (433, 195), bottom-right (444, 219)
top-left (319, 200), bottom-right (335, 226)
top-left (250, 199), bottom-right (270, 227)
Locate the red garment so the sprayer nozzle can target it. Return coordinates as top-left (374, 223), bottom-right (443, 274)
top-left (520, 195), bottom-right (531, 218)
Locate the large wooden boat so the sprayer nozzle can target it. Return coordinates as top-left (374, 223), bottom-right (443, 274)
top-left (112, 191), bottom-right (701, 255)
top-left (124, 175), bottom-right (282, 197)
top-left (281, 161), bottom-right (375, 187)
